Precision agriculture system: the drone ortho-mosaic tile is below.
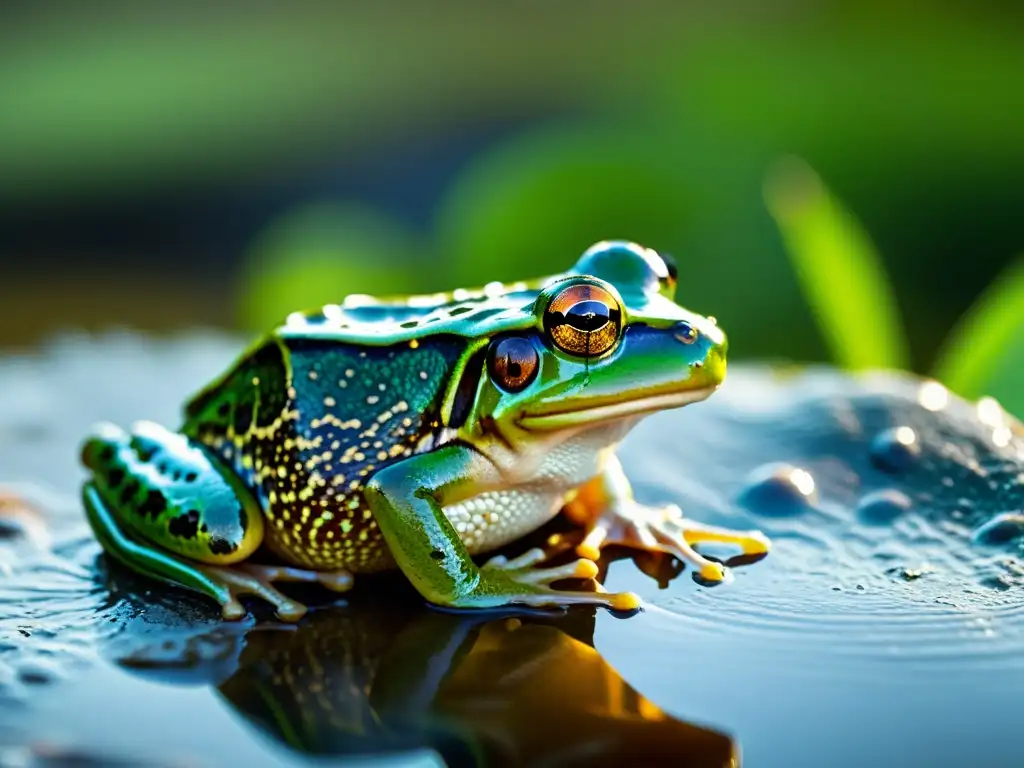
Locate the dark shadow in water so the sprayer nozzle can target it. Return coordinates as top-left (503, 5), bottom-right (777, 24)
top-left (114, 585), bottom-right (736, 767)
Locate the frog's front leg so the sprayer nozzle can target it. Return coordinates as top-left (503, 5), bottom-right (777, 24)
top-left (80, 421), bottom-right (352, 622)
top-left (565, 454), bottom-right (771, 583)
top-left (364, 444), bottom-right (640, 613)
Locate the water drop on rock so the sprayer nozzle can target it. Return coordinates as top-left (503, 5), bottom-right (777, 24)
top-left (870, 426), bottom-right (921, 473)
top-left (736, 463), bottom-right (817, 517)
top-left (980, 574), bottom-right (1013, 591)
top-left (856, 489), bottom-right (913, 525)
top-left (972, 513), bottom-right (1024, 547)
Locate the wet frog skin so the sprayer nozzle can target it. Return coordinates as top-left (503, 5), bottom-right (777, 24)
top-left (79, 241), bottom-right (770, 621)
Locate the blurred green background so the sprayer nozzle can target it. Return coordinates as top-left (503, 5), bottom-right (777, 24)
top-left (0, 2), bottom-right (1021, 413)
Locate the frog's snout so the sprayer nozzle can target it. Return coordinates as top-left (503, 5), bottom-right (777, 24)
top-left (671, 320), bottom-right (727, 386)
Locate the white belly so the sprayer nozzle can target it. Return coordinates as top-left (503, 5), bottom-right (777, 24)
top-left (442, 419), bottom-right (636, 554)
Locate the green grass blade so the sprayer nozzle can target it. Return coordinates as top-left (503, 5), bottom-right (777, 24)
top-left (764, 157), bottom-right (909, 371)
top-left (933, 256), bottom-right (1024, 416)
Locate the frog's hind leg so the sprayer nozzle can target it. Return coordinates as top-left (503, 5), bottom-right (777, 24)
top-left (80, 421), bottom-right (350, 622)
top-left (84, 483), bottom-right (256, 620)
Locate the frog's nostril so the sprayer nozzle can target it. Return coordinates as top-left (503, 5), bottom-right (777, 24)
top-left (674, 321), bottom-right (699, 345)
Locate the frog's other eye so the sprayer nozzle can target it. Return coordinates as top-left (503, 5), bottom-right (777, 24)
top-left (488, 337), bottom-right (540, 393)
top-left (659, 251), bottom-right (678, 295)
top-left (544, 283), bottom-right (622, 357)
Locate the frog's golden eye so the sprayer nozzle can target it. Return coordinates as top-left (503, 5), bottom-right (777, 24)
top-left (544, 283), bottom-right (622, 358)
top-left (488, 337), bottom-right (540, 393)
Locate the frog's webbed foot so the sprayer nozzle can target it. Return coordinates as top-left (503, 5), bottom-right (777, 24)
top-left (195, 563), bottom-right (354, 622)
top-left (467, 547), bottom-right (641, 612)
top-left (576, 501), bottom-right (770, 583)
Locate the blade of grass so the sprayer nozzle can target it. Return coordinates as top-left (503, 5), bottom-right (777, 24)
top-left (933, 256), bottom-right (1024, 416)
top-left (764, 157), bottom-right (909, 371)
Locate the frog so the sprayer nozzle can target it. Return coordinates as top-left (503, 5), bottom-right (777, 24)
top-left (79, 240), bottom-right (771, 622)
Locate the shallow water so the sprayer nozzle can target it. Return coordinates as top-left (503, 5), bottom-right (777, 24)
top-left (0, 333), bottom-right (1021, 767)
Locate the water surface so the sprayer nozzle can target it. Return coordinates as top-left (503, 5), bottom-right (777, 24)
top-left (0, 333), bottom-right (1021, 767)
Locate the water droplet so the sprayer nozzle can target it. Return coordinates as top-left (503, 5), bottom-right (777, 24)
top-left (972, 513), bottom-right (1024, 547)
top-left (885, 565), bottom-right (933, 582)
top-left (856, 489), bottom-right (913, 525)
top-left (736, 463), bottom-right (817, 516)
top-left (870, 426), bottom-right (921, 473)
top-left (980, 574), bottom-right (1013, 591)
top-left (918, 380), bottom-right (949, 412)
top-left (976, 396), bottom-right (1006, 428)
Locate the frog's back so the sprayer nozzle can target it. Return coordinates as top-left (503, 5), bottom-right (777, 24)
top-left (183, 330), bottom-right (467, 572)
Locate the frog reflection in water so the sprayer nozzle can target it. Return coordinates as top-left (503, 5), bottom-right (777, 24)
top-left (79, 241), bottom-right (770, 620)
top-left (118, 600), bottom-right (736, 766)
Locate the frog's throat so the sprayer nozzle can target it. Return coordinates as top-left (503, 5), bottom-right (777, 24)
top-left (517, 386), bottom-right (716, 431)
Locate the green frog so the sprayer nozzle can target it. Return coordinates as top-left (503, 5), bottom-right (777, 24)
top-left (79, 240), bottom-right (770, 622)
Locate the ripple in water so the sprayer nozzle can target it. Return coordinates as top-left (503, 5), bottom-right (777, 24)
top-left (633, 369), bottom-right (1024, 672)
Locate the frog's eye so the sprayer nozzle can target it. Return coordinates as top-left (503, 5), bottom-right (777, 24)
top-left (488, 337), bottom-right (540, 393)
top-left (544, 283), bottom-right (622, 358)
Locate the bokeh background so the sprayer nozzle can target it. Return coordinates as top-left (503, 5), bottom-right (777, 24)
top-left (1, 2), bottom-right (1021, 411)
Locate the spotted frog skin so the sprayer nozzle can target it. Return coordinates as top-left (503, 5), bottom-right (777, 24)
top-left (79, 241), bottom-right (770, 621)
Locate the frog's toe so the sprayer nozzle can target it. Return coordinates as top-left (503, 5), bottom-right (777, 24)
top-left (575, 501), bottom-right (771, 580)
top-left (477, 551), bottom-right (639, 612)
top-left (488, 556), bottom-right (599, 585)
top-left (198, 565), bottom-right (309, 622)
top-left (238, 563), bottom-right (355, 594)
top-left (671, 512), bottom-right (773, 558)
top-left (507, 586), bottom-right (641, 612)
top-left (483, 547), bottom-right (549, 570)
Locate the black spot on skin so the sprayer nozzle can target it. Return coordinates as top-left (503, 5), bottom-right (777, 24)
top-left (106, 468), bottom-right (125, 488)
top-left (466, 307), bottom-right (506, 323)
top-left (400, 320), bottom-right (419, 328)
top-left (233, 402), bottom-right (254, 435)
top-left (238, 507), bottom-right (248, 535)
top-left (430, 549), bottom-right (445, 560)
top-left (158, 463), bottom-right (170, 475)
top-left (137, 490), bottom-right (168, 519)
top-left (119, 479), bottom-right (140, 506)
top-left (168, 509), bottom-right (200, 539)
top-left (217, 401), bottom-right (231, 417)
top-left (200, 524), bottom-right (208, 534)
top-left (99, 446), bottom-right (116, 463)
top-left (209, 538), bottom-right (237, 556)
top-left (185, 472), bottom-right (198, 483)
top-left (449, 306), bottom-right (473, 316)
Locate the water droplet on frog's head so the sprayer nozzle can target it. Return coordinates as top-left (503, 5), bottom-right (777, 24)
top-left (972, 513), bottom-right (1024, 548)
top-left (856, 488), bottom-right (913, 525)
top-left (736, 462), bottom-right (817, 517)
top-left (870, 426), bottom-right (921, 473)
top-left (992, 427), bottom-right (1013, 448)
top-left (917, 380), bottom-right (949, 412)
top-left (976, 395), bottom-right (1011, 428)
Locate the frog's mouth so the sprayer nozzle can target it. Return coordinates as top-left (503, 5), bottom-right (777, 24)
top-left (517, 385), bottom-right (717, 431)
